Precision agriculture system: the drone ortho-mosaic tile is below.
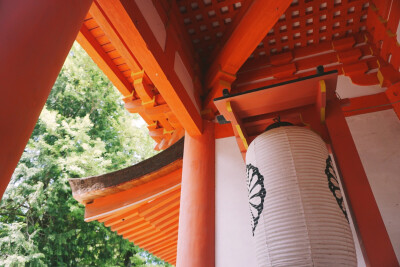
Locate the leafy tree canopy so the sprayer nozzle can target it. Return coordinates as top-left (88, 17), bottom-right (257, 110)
top-left (0, 43), bottom-right (170, 267)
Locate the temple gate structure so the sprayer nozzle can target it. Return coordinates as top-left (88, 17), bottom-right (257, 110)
top-left (1, 0), bottom-right (400, 266)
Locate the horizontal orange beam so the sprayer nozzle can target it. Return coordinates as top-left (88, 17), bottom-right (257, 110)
top-left (342, 92), bottom-right (392, 117)
top-left (235, 40), bottom-right (379, 92)
top-left (215, 94), bottom-right (395, 141)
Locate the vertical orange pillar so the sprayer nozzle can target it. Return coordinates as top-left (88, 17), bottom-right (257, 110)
top-left (0, 0), bottom-right (93, 198)
top-left (326, 99), bottom-right (399, 267)
top-left (176, 120), bottom-right (215, 267)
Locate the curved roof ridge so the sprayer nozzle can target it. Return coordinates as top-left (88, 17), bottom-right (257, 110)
top-left (69, 138), bottom-right (184, 204)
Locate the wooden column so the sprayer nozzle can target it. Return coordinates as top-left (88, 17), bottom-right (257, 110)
top-left (0, 0), bottom-right (93, 198)
top-left (325, 99), bottom-right (399, 267)
top-left (176, 120), bottom-right (215, 267)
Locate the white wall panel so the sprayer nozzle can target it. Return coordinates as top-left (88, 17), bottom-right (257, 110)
top-left (346, 109), bottom-right (400, 263)
top-left (216, 137), bottom-right (258, 267)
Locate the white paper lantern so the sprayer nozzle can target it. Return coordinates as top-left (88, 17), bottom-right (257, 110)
top-left (246, 126), bottom-right (356, 267)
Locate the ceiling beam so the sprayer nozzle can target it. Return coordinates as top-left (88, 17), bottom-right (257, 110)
top-left (94, 0), bottom-right (203, 135)
top-left (204, 0), bottom-right (292, 108)
top-left (234, 38), bottom-right (380, 92)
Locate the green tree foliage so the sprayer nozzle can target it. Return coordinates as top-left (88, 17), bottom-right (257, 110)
top-left (0, 43), bottom-right (170, 267)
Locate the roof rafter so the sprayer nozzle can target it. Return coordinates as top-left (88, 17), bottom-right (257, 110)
top-left (204, 0), bottom-right (293, 109)
top-left (84, 169), bottom-right (182, 221)
top-left (95, 0), bottom-right (203, 136)
top-left (76, 23), bottom-right (133, 96)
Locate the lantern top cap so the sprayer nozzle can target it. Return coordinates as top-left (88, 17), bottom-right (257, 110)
top-left (265, 118), bottom-right (294, 132)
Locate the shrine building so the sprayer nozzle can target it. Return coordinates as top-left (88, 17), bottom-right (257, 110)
top-left (1, 0), bottom-right (400, 266)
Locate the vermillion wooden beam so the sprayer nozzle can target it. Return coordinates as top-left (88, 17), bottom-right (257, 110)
top-left (123, 214), bottom-right (174, 240)
top-left (152, 241), bottom-right (177, 256)
top-left (88, 2), bottom-right (142, 74)
top-left (156, 244), bottom-right (178, 260)
top-left (115, 219), bottom-right (147, 235)
top-left (126, 219), bottom-right (177, 244)
top-left (204, 0), bottom-right (292, 109)
top-left (143, 237), bottom-right (177, 255)
top-left (118, 222), bottom-right (147, 236)
top-left (113, 216), bottom-right (145, 233)
top-left (386, 82), bottom-right (400, 120)
top-left (76, 24), bottom-right (133, 97)
top-left (325, 98), bottom-right (399, 267)
top-left (215, 123), bottom-right (234, 139)
top-left (157, 218), bottom-right (179, 232)
top-left (165, 257), bottom-right (176, 265)
top-left (122, 221), bottom-right (156, 240)
top-left (151, 206), bottom-right (180, 226)
top-left (0, 0), bottom-right (93, 199)
top-left (128, 226), bottom-right (169, 246)
top-left (138, 190), bottom-right (181, 217)
top-left (235, 37), bottom-right (380, 92)
top-left (155, 213), bottom-right (180, 231)
top-left (105, 211), bottom-right (139, 228)
top-left (341, 92), bottom-right (393, 117)
top-left (144, 201), bottom-right (180, 221)
top-left (138, 227), bottom-right (178, 248)
top-left (145, 238), bottom-right (177, 255)
top-left (94, 0), bottom-right (202, 136)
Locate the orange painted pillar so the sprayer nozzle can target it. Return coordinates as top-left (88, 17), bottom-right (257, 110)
top-left (176, 120), bottom-right (215, 267)
top-left (0, 0), bottom-right (93, 198)
top-left (326, 99), bottom-right (399, 267)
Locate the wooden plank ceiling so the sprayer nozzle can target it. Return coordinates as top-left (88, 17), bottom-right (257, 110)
top-left (78, 0), bottom-right (400, 147)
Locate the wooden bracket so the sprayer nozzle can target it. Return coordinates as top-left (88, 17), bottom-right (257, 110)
top-left (132, 70), bottom-right (154, 104)
top-left (204, 69), bottom-right (236, 113)
top-left (225, 101), bottom-right (249, 160)
top-left (316, 80), bottom-right (327, 123)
